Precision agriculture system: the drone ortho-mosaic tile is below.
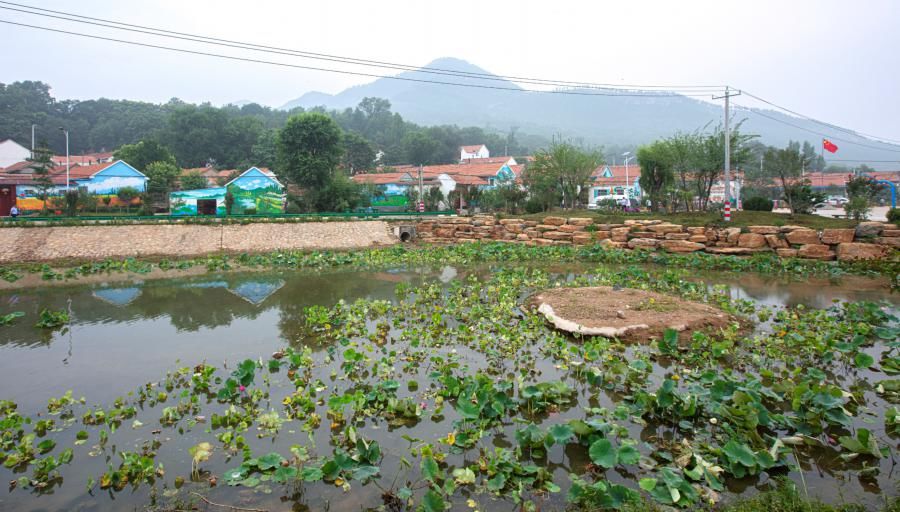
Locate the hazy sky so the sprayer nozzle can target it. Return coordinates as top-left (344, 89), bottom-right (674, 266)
top-left (1, 0), bottom-right (899, 139)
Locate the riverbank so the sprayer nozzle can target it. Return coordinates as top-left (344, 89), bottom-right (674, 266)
top-left (0, 221), bottom-right (397, 263)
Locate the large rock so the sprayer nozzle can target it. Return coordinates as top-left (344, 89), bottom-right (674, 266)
top-left (882, 229), bottom-right (900, 237)
top-left (748, 225), bottom-right (779, 235)
top-left (705, 247), bottom-right (769, 255)
top-left (611, 227), bottom-right (630, 242)
top-left (568, 217), bottom-right (594, 226)
top-left (723, 227), bottom-right (742, 244)
top-left (659, 240), bottom-right (705, 253)
top-left (689, 235), bottom-right (709, 243)
top-left (558, 224), bottom-right (580, 233)
top-left (764, 234), bottom-right (789, 249)
top-left (664, 232), bottom-right (691, 240)
top-left (797, 244), bottom-right (835, 260)
top-left (785, 229), bottom-right (820, 245)
top-left (737, 233), bottom-right (767, 248)
top-left (776, 248), bottom-right (799, 258)
top-left (686, 227), bottom-right (707, 235)
top-left (855, 222), bottom-right (884, 238)
top-left (572, 234), bottom-right (593, 245)
top-left (627, 238), bottom-right (659, 250)
top-left (543, 231), bottom-right (573, 240)
top-left (498, 218), bottom-right (524, 225)
top-left (598, 239), bottom-right (626, 249)
top-left (543, 216), bottom-right (566, 226)
top-left (835, 243), bottom-right (888, 261)
top-left (535, 224), bottom-right (557, 232)
top-left (876, 236), bottom-right (900, 248)
top-left (647, 224), bottom-right (684, 234)
top-left (820, 228), bottom-right (855, 245)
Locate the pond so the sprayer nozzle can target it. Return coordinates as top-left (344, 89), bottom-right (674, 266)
top-left (0, 262), bottom-right (897, 511)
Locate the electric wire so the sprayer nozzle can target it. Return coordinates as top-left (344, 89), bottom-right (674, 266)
top-left (0, 2), bottom-right (724, 93)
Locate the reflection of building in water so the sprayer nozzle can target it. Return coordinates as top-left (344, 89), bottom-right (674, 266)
top-left (92, 286), bottom-right (142, 306)
top-left (226, 280), bottom-right (286, 305)
top-left (439, 266), bottom-right (458, 283)
top-left (179, 278), bottom-right (285, 306)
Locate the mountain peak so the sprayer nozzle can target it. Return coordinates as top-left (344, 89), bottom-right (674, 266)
top-left (418, 57), bottom-right (493, 75)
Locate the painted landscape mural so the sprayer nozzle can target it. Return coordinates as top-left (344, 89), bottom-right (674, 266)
top-left (15, 161), bottom-right (147, 212)
top-left (169, 168), bottom-right (284, 215)
top-left (371, 183), bottom-right (410, 207)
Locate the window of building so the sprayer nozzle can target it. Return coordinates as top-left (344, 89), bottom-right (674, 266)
top-left (614, 187), bottom-right (624, 195)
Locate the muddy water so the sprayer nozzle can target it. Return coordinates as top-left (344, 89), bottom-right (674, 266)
top-left (0, 265), bottom-right (896, 511)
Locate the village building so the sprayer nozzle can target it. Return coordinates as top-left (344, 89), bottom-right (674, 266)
top-left (170, 167), bottom-right (285, 215)
top-left (588, 165), bottom-right (642, 207)
top-left (0, 139), bottom-right (31, 169)
top-left (50, 152), bottom-right (115, 167)
top-left (0, 160), bottom-right (146, 214)
top-left (459, 144), bottom-right (489, 161)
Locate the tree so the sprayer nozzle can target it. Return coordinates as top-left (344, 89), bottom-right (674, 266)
top-left (522, 161), bottom-right (561, 212)
top-left (28, 144), bottom-right (57, 214)
top-left (763, 142), bottom-right (810, 215)
top-left (248, 129), bottom-right (278, 169)
top-left (180, 171), bottom-right (209, 191)
top-left (309, 173), bottom-right (363, 212)
top-left (116, 186), bottom-right (140, 210)
top-left (529, 142), bottom-right (603, 209)
top-left (144, 161), bottom-right (181, 211)
top-left (402, 131), bottom-right (439, 166)
top-left (114, 140), bottom-right (177, 173)
top-left (342, 132), bottom-right (376, 174)
top-left (277, 112), bottom-right (343, 190)
top-left (637, 141), bottom-right (675, 212)
top-left (843, 175), bottom-right (884, 221)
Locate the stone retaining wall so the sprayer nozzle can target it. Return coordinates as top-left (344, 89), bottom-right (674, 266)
top-left (415, 215), bottom-right (899, 261)
top-left (0, 221), bottom-right (397, 262)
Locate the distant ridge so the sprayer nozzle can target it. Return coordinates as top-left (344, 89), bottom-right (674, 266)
top-left (280, 57), bottom-right (900, 165)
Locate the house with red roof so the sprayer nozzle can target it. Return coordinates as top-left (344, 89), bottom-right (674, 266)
top-left (0, 159), bottom-right (147, 214)
top-left (51, 152), bottom-right (114, 167)
top-left (588, 165), bottom-right (642, 208)
top-left (459, 144), bottom-right (489, 161)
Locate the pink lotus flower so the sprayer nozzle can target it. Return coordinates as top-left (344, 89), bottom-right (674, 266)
top-left (239, 385), bottom-right (246, 393)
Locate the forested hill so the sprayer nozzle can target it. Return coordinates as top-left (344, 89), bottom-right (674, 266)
top-left (283, 58), bottom-right (900, 168)
top-left (0, 81), bottom-right (540, 169)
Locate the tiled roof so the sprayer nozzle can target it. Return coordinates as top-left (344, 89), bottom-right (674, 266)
top-left (462, 157), bottom-right (515, 165)
top-left (351, 172), bottom-right (415, 185)
top-left (450, 175), bottom-right (489, 186)
top-left (50, 162), bottom-right (113, 179)
top-left (460, 144), bottom-right (486, 153)
top-left (51, 152), bottom-right (114, 166)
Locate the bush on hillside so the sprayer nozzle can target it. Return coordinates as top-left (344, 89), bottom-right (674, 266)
top-left (743, 196), bottom-right (774, 212)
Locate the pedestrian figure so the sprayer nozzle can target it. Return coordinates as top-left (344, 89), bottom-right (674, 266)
top-left (9, 206), bottom-right (18, 219)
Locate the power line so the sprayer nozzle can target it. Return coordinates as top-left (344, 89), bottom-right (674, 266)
top-left (0, 19), bottom-right (724, 100)
top-left (741, 90), bottom-right (900, 145)
top-left (0, 1), bottom-right (725, 93)
top-left (732, 105), bottom-right (900, 154)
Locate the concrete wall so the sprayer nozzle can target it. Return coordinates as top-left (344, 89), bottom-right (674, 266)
top-left (416, 214), bottom-right (899, 262)
top-left (0, 221), bottom-right (397, 262)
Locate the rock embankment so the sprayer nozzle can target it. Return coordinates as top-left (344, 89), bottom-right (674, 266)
top-left (416, 216), bottom-right (898, 261)
top-left (0, 221), bottom-right (397, 262)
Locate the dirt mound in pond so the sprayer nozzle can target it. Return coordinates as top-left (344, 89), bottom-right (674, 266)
top-left (531, 286), bottom-right (734, 340)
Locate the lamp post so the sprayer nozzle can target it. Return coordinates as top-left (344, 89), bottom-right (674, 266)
top-left (622, 151), bottom-right (635, 199)
top-left (59, 127), bottom-right (69, 193)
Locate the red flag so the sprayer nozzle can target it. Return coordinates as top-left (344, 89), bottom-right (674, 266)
top-left (823, 139), bottom-right (838, 153)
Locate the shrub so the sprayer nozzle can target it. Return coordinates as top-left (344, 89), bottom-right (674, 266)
top-left (285, 202), bottom-right (301, 214)
top-left (243, 208), bottom-right (257, 215)
top-left (843, 197), bottom-right (870, 222)
top-left (743, 196), bottom-right (773, 212)
top-left (524, 197), bottom-right (544, 214)
top-left (887, 207), bottom-right (899, 224)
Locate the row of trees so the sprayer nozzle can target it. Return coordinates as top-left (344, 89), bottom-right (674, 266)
top-left (635, 126), bottom-right (755, 212)
top-left (1, 81), bottom-right (540, 171)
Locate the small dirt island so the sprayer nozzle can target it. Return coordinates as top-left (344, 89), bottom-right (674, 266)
top-left (531, 286), bottom-right (735, 339)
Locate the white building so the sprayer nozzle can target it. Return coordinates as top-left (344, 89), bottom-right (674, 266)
top-left (459, 144), bottom-right (489, 161)
top-left (587, 165), bottom-right (642, 208)
top-left (0, 139), bottom-right (31, 169)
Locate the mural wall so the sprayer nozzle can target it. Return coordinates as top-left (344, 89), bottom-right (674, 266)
top-left (371, 183), bottom-right (410, 207)
top-left (15, 161), bottom-right (147, 213)
top-left (225, 168), bottom-right (284, 214)
top-left (170, 168), bottom-right (285, 215)
top-left (170, 187), bottom-right (226, 215)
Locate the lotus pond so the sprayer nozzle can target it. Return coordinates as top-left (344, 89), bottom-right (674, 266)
top-left (0, 245), bottom-right (898, 512)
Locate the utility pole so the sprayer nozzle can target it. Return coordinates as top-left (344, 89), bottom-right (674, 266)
top-left (418, 164), bottom-right (424, 213)
top-left (713, 86), bottom-right (741, 220)
top-left (31, 124), bottom-right (35, 159)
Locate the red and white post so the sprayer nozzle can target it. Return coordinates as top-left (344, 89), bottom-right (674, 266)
top-left (723, 200), bottom-right (731, 222)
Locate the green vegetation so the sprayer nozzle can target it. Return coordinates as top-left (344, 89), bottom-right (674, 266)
top-left (1, 242), bottom-right (895, 287)
top-left (0, 259), bottom-right (897, 510)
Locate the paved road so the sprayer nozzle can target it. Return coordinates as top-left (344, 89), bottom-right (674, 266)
top-left (773, 205), bottom-right (890, 222)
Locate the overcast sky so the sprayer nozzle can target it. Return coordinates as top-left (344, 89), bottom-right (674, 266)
top-left (1, 0), bottom-right (899, 140)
